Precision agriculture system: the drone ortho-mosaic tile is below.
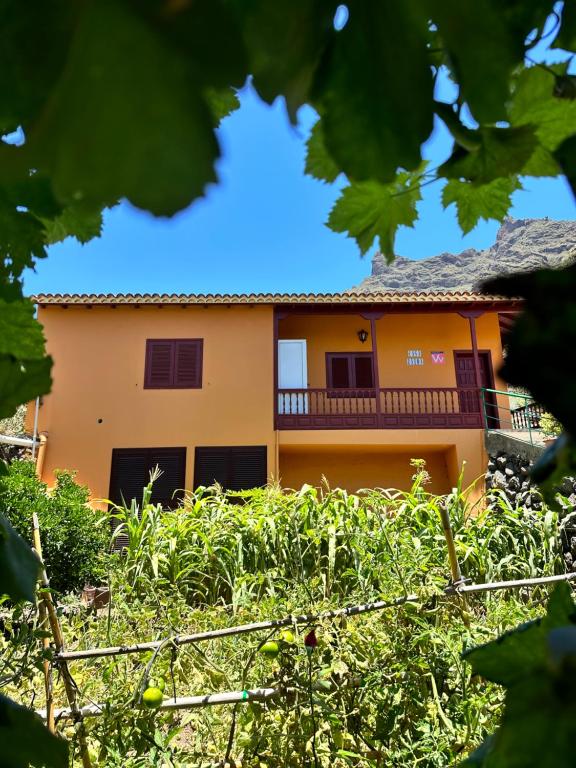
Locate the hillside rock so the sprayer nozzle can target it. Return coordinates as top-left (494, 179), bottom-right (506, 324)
top-left (352, 218), bottom-right (576, 293)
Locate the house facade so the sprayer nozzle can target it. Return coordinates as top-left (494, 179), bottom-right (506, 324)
top-left (28, 291), bottom-right (521, 507)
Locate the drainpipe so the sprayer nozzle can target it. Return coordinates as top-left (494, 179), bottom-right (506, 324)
top-left (35, 433), bottom-right (48, 479)
top-left (31, 397), bottom-right (40, 460)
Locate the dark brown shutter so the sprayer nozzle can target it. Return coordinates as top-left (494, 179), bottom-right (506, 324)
top-left (148, 448), bottom-right (186, 506)
top-left (174, 340), bottom-right (203, 388)
top-left (328, 356), bottom-right (350, 388)
top-left (354, 356), bottom-right (374, 388)
top-left (109, 447), bottom-right (186, 549)
top-left (145, 341), bottom-right (174, 388)
top-left (194, 446), bottom-right (267, 491)
top-left (229, 447), bottom-right (267, 490)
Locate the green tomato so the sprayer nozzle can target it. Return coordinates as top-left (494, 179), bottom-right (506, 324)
top-left (279, 629), bottom-right (295, 644)
top-left (142, 687), bottom-right (163, 709)
top-left (148, 676), bottom-right (166, 692)
top-left (260, 640), bottom-right (280, 659)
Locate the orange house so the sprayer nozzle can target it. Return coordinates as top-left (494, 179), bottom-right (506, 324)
top-left (28, 291), bottom-right (521, 507)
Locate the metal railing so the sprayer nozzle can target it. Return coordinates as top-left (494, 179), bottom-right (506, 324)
top-left (481, 387), bottom-right (545, 445)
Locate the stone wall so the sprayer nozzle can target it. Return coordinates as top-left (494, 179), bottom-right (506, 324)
top-left (485, 440), bottom-right (576, 572)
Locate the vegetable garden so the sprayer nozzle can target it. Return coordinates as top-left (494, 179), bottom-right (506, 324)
top-left (2, 461), bottom-right (574, 766)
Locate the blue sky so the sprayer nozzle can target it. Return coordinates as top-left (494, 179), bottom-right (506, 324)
top-left (24, 76), bottom-right (575, 297)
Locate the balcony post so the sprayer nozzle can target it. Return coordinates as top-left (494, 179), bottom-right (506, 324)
top-left (361, 312), bottom-right (384, 419)
top-left (273, 308), bottom-right (279, 430)
top-left (459, 310), bottom-right (484, 421)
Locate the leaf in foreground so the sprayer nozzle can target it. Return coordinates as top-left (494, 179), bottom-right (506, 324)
top-left (0, 514), bottom-right (40, 603)
top-left (0, 694), bottom-right (67, 768)
top-left (328, 169), bottom-right (424, 259)
top-left (441, 177), bottom-right (521, 235)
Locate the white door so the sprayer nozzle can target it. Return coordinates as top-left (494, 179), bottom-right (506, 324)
top-left (278, 340), bottom-right (308, 415)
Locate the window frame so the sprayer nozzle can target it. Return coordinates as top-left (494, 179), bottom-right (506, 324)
top-left (325, 352), bottom-right (375, 391)
top-left (144, 338), bottom-right (203, 389)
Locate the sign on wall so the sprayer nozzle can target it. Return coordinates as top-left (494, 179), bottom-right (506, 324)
top-left (407, 349), bottom-right (423, 366)
top-left (431, 351), bottom-right (445, 364)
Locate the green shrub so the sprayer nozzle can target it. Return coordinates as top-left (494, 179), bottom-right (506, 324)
top-left (0, 461), bottom-right (108, 594)
top-left (540, 411), bottom-right (562, 437)
top-left (110, 466), bottom-right (561, 607)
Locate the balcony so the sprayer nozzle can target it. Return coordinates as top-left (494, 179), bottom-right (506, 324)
top-left (276, 387), bottom-right (484, 430)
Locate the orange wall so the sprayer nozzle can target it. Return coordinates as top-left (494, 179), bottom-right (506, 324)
top-left (278, 428), bottom-right (486, 495)
top-left (34, 305), bottom-right (499, 502)
top-left (279, 311), bottom-right (505, 390)
top-left (35, 305), bottom-right (275, 502)
top-left (279, 445), bottom-right (452, 494)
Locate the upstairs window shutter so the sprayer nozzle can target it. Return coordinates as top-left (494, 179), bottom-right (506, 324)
top-left (329, 356), bottom-right (350, 388)
top-left (354, 355), bottom-right (374, 388)
top-left (174, 340), bottom-right (203, 388)
top-left (194, 446), bottom-right (267, 491)
top-left (145, 339), bottom-right (203, 388)
top-left (145, 341), bottom-right (174, 388)
top-left (327, 353), bottom-right (374, 389)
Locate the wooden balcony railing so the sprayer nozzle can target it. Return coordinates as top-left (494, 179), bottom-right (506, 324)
top-left (276, 387), bottom-right (484, 429)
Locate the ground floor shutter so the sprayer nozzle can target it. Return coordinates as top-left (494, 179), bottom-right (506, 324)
top-left (194, 446), bottom-right (267, 491)
top-left (109, 447), bottom-right (186, 548)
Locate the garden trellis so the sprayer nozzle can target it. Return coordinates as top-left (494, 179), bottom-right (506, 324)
top-left (32, 504), bottom-right (576, 736)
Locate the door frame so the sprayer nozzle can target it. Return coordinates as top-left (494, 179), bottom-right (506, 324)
top-left (453, 349), bottom-right (499, 427)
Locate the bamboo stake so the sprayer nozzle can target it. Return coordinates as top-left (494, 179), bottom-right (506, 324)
top-left (37, 687), bottom-right (281, 721)
top-left (55, 571), bottom-right (576, 664)
top-left (449, 571), bottom-right (576, 594)
top-left (56, 594), bottom-right (419, 662)
top-left (38, 600), bottom-right (55, 733)
top-left (438, 503), bottom-right (463, 585)
top-left (32, 513), bottom-right (92, 768)
top-left (438, 501), bottom-right (471, 627)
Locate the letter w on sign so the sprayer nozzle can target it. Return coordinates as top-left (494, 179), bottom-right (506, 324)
top-left (431, 352), bottom-right (445, 364)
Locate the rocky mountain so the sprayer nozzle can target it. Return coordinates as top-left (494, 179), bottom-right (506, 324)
top-left (352, 218), bottom-right (576, 293)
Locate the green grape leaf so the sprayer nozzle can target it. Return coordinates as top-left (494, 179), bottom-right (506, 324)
top-left (0, 354), bottom-right (52, 421)
top-left (327, 168), bottom-right (424, 259)
top-left (0, 0), bottom-right (75, 132)
top-left (439, 126), bottom-right (538, 184)
top-left (553, 0), bottom-right (576, 51)
top-left (554, 134), bottom-right (576, 197)
top-left (441, 177), bottom-right (521, 234)
top-left (0, 175), bottom-right (62, 220)
top-left (234, 0), bottom-right (336, 122)
top-left (429, 0), bottom-right (551, 123)
top-left (0, 516), bottom-right (41, 603)
top-left (136, 0), bottom-right (247, 91)
top-left (463, 584), bottom-right (576, 687)
top-left (317, 0), bottom-right (433, 183)
top-left (0, 694), bottom-right (68, 767)
top-left (305, 119), bottom-right (341, 183)
top-left (28, 0), bottom-right (219, 216)
top-left (483, 264), bottom-right (576, 436)
top-left (40, 204), bottom-right (104, 245)
top-left (510, 65), bottom-right (576, 156)
top-left (205, 87), bottom-right (241, 128)
top-left (0, 299), bottom-right (46, 358)
top-left (465, 676), bottom-right (576, 768)
top-left (0, 204), bottom-right (47, 279)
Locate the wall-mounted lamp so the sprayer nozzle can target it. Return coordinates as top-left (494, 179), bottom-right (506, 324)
top-left (357, 329), bottom-right (369, 344)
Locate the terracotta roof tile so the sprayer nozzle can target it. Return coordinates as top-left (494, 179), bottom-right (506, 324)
top-left (31, 291), bottom-right (521, 306)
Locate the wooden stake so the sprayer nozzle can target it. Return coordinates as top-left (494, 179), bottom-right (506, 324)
top-left (38, 600), bottom-right (55, 733)
top-left (32, 513), bottom-right (92, 768)
top-left (438, 502), bottom-right (471, 627)
top-left (56, 594), bottom-right (419, 662)
top-left (438, 503), bottom-right (463, 585)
